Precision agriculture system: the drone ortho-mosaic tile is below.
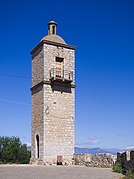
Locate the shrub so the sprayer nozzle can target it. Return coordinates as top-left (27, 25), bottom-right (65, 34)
top-left (124, 171), bottom-right (134, 179)
top-left (113, 162), bottom-right (124, 173)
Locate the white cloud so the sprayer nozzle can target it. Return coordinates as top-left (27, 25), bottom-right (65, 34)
top-left (24, 142), bottom-right (31, 147)
top-left (125, 146), bottom-right (134, 150)
top-left (88, 136), bottom-right (100, 145)
top-left (76, 136), bottom-right (100, 147)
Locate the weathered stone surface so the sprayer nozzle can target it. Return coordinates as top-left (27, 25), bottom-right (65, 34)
top-left (116, 150), bottom-right (134, 172)
top-left (30, 21), bottom-right (76, 165)
top-left (74, 154), bottom-right (114, 168)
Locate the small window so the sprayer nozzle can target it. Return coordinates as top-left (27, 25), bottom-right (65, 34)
top-left (56, 57), bottom-right (63, 63)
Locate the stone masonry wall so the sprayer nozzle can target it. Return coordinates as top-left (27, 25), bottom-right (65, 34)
top-left (43, 44), bottom-right (75, 82)
top-left (43, 43), bottom-right (75, 164)
top-left (31, 45), bottom-right (44, 163)
top-left (31, 87), bottom-right (44, 160)
top-left (74, 154), bottom-right (114, 168)
top-left (32, 46), bottom-right (44, 86)
top-left (31, 42), bottom-right (75, 165)
top-left (44, 84), bottom-right (75, 164)
top-left (116, 150), bottom-right (134, 172)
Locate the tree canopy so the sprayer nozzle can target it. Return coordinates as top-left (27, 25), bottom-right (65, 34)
top-left (0, 136), bottom-right (31, 164)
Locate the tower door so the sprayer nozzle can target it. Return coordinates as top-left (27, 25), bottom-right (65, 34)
top-left (56, 57), bottom-right (63, 78)
top-left (57, 155), bottom-right (63, 165)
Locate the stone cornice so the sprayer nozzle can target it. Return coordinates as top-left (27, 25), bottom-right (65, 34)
top-left (30, 40), bottom-right (76, 55)
top-left (31, 80), bottom-right (76, 92)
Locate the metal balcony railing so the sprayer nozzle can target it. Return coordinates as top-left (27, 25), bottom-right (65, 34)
top-left (50, 68), bottom-right (73, 83)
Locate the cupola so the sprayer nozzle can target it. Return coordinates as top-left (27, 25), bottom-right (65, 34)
top-left (48, 21), bottom-right (57, 35)
top-left (41, 21), bottom-right (66, 44)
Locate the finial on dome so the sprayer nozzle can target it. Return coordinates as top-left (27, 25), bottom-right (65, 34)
top-left (48, 21), bottom-right (57, 35)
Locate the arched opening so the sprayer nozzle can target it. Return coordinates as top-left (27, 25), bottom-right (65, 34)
top-left (52, 25), bottom-right (55, 34)
top-left (36, 134), bottom-right (39, 158)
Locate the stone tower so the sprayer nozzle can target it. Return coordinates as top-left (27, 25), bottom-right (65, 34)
top-left (30, 21), bottom-right (76, 165)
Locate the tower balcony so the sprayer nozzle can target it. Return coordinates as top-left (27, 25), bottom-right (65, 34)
top-left (50, 68), bottom-right (73, 83)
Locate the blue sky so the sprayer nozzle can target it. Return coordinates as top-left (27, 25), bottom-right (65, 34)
top-left (0, 0), bottom-right (134, 149)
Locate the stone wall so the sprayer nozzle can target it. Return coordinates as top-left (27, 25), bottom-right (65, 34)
top-left (32, 45), bottom-right (44, 86)
top-left (43, 43), bottom-right (75, 165)
top-left (31, 45), bottom-right (45, 163)
top-left (31, 41), bottom-right (75, 165)
top-left (116, 150), bottom-right (134, 172)
top-left (74, 154), bottom-right (114, 168)
top-left (43, 44), bottom-right (75, 82)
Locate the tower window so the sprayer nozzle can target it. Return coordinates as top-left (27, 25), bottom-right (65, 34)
top-left (52, 25), bottom-right (55, 35)
top-left (56, 57), bottom-right (63, 63)
top-left (56, 57), bottom-right (64, 77)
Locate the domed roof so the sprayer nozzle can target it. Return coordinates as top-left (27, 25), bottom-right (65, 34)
top-left (41, 34), bottom-right (66, 44)
top-left (40, 20), bottom-right (66, 45)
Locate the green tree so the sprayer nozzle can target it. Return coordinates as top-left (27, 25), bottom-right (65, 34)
top-left (0, 136), bottom-right (31, 164)
top-left (18, 144), bottom-right (31, 164)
